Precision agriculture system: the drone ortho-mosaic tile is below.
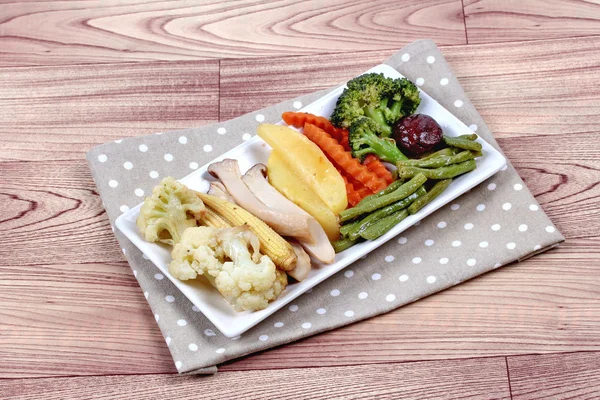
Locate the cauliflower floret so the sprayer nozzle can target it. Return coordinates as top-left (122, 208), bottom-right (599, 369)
top-left (137, 177), bottom-right (205, 246)
top-left (169, 226), bottom-right (287, 312)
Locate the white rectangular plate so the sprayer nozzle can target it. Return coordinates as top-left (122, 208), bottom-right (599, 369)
top-left (116, 64), bottom-right (506, 338)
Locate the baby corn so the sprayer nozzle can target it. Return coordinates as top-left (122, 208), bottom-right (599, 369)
top-left (200, 207), bottom-right (232, 229)
top-left (196, 192), bottom-right (297, 271)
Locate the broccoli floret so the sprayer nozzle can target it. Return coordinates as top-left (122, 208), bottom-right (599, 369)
top-left (348, 117), bottom-right (407, 163)
top-left (330, 73), bottom-right (421, 137)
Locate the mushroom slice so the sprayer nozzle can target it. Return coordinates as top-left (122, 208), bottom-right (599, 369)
top-left (208, 182), bottom-right (236, 203)
top-left (242, 164), bottom-right (335, 264)
top-left (288, 241), bottom-right (312, 282)
top-left (208, 159), bottom-right (317, 244)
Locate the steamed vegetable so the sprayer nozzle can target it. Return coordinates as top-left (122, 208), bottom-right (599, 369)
top-left (348, 117), bottom-right (408, 163)
top-left (136, 177), bottom-right (205, 246)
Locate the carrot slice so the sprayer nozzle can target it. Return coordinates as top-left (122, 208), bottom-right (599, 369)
top-left (363, 154), bottom-right (394, 184)
top-left (303, 123), bottom-right (388, 193)
top-left (282, 112), bottom-right (350, 151)
top-left (341, 173), bottom-right (373, 207)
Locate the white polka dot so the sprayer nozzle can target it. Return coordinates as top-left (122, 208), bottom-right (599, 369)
top-left (301, 322), bottom-right (312, 329)
top-left (144, 291), bottom-right (149, 299)
top-left (491, 224), bottom-right (501, 231)
top-left (259, 334), bottom-right (268, 341)
top-left (165, 337), bottom-right (171, 345)
top-left (426, 276), bottom-right (437, 284)
top-left (371, 273), bottom-right (381, 281)
top-left (501, 165), bottom-right (508, 171)
top-left (529, 204), bottom-right (539, 211)
top-left (241, 133), bottom-right (252, 142)
top-left (506, 242), bottom-right (516, 250)
top-left (119, 205), bottom-right (129, 213)
top-left (154, 273), bottom-right (164, 280)
top-left (399, 274), bottom-right (409, 282)
top-left (487, 183), bottom-right (497, 191)
top-left (204, 329), bottom-right (216, 336)
top-left (164, 153), bottom-right (173, 162)
top-left (469, 124), bottom-right (478, 132)
top-left (274, 322), bottom-right (284, 328)
top-left (358, 292), bottom-right (369, 299)
top-left (401, 53), bottom-right (410, 62)
top-left (109, 180), bottom-right (118, 188)
top-left (217, 127), bottom-right (226, 135)
top-left (440, 78), bottom-right (449, 86)
top-left (189, 162), bottom-right (199, 170)
top-left (385, 294), bottom-right (396, 302)
top-left (132, 270), bottom-right (136, 277)
top-left (518, 224), bottom-right (528, 232)
top-left (155, 132), bottom-right (163, 136)
top-left (503, 203), bottom-right (512, 211)
top-left (438, 221), bottom-right (447, 229)
top-left (139, 144), bottom-right (148, 152)
top-left (412, 257), bottom-right (422, 264)
top-left (385, 255), bottom-right (395, 262)
top-left (479, 241), bottom-right (489, 248)
top-left (476, 204), bottom-right (486, 211)
top-left (289, 304), bottom-right (299, 311)
top-left (464, 223), bottom-right (474, 230)
top-left (216, 348), bottom-right (225, 354)
top-left (192, 306), bottom-right (200, 312)
top-left (177, 319), bottom-right (187, 326)
top-left (255, 114), bottom-right (265, 122)
top-left (398, 237), bottom-right (408, 244)
top-left (123, 161), bottom-right (133, 170)
top-left (142, 253), bottom-right (149, 260)
top-left (203, 144), bottom-right (213, 153)
top-left (494, 263), bottom-right (502, 268)
top-left (98, 154), bottom-right (107, 162)
top-left (424, 239), bottom-right (434, 246)
top-left (293, 101), bottom-right (302, 109)
top-left (416, 77), bottom-right (425, 86)
top-left (330, 289), bottom-right (340, 296)
top-left (175, 361), bottom-right (182, 369)
top-left (534, 245), bottom-right (542, 251)
top-left (316, 308), bottom-right (326, 315)
top-left (439, 258), bottom-right (449, 265)
top-left (122, 248), bottom-right (127, 255)
top-left (114, 139), bottom-right (122, 144)
top-left (452, 240), bottom-right (461, 247)
top-left (451, 204), bottom-right (460, 211)
top-left (514, 183), bottom-right (523, 191)
top-left (454, 100), bottom-right (463, 108)
top-left (467, 258), bottom-right (476, 266)
top-left (344, 310), bottom-right (354, 317)
top-left (149, 170), bottom-right (159, 179)
top-left (165, 295), bottom-right (175, 303)
top-left (427, 56), bottom-right (435, 64)
top-left (188, 343), bottom-right (198, 351)
top-left (546, 226), bottom-right (556, 233)
top-left (178, 136), bottom-right (188, 144)
top-left (154, 314), bottom-right (159, 322)
top-left (134, 188), bottom-right (144, 197)
top-left (344, 270), bottom-right (354, 278)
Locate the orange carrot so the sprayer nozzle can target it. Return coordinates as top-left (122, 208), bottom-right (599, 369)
top-left (364, 154), bottom-right (394, 184)
top-left (341, 172), bottom-right (373, 207)
top-left (303, 123), bottom-right (388, 193)
top-left (282, 111), bottom-right (350, 151)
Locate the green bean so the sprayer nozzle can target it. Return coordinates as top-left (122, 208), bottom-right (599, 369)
top-left (443, 135), bottom-right (482, 152)
top-left (332, 237), bottom-right (359, 253)
top-left (397, 159), bottom-right (476, 180)
top-left (419, 148), bottom-right (455, 160)
top-left (396, 150), bottom-right (475, 168)
top-left (339, 173), bottom-right (427, 222)
top-left (408, 179), bottom-right (453, 215)
top-left (347, 186), bottom-right (426, 240)
top-left (360, 209), bottom-right (409, 240)
top-left (471, 150), bottom-right (483, 158)
top-left (355, 179), bottom-right (405, 208)
top-left (339, 219), bottom-right (362, 238)
top-left (458, 133), bottom-right (478, 141)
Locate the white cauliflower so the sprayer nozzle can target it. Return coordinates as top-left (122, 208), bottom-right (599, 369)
top-left (169, 226), bottom-right (287, 312)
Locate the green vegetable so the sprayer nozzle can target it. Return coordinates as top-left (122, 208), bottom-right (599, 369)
top-left (360, 209), bottom-right (409, 240)
top-left (458, 133), bottom-right (478, 141)
top-left (332, 237), bottom-right (360, 253)
top-left (408, 179), bottom-right (453, 214)
top-left (339, 219), bottom-right (362, 238)
top-left (397, 160), bottom-right (477, 180)
top-left (348, 117), bottom-right (408, 162)
top-left (340, 173), bottom-right (427, 222)
top-left (443, 135), bottom-right (482, 152)
top-left (354, 179), bottom-right (405, 208)
top-left (419, 148), bottom-right (456, 160)
top-left (396, 150), bottom-right (475, 168)
top-left (346, 187), bottom-right (426, 240)
top-left (330, 73), bottom-right (421, 136)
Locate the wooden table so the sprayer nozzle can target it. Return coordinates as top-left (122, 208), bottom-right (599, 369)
top-left (1, 1), bottom-right (600, 398)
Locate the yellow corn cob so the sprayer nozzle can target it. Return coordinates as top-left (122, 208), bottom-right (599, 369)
top-left (196, 192), bottom-right (297, 271)
top-left (200, 206), bottom-right (232, 229)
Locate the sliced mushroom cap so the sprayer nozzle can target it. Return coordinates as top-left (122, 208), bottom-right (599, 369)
top-left (287, 241), bottom-right (312, 282)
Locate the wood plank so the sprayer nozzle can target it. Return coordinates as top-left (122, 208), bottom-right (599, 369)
top-left (508, 351), bottom-right (600, 399)
top-left (464, 0), bottom-right (600, 44)
top-left (0, 60), bottom-right (219, 161)
top-left (0, 357), bottom-right (511, 400)
top-left (0, 0), bottom-right (466, 67)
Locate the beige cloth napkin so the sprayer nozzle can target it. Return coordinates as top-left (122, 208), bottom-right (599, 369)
top-left (86, 40), bottom-right (564, 374)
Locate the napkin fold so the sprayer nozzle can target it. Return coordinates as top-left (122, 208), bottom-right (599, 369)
top-left (86, 40), bottom-right (564, 375)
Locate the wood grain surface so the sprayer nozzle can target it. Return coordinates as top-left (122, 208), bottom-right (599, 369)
top-left (0, 357), bottom-right (511, 400)
top-left (0, 0), bottom-right (467, 67)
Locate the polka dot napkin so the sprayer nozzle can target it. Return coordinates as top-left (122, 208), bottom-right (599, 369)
top-left (86, 40), bottom-right (564, 375)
